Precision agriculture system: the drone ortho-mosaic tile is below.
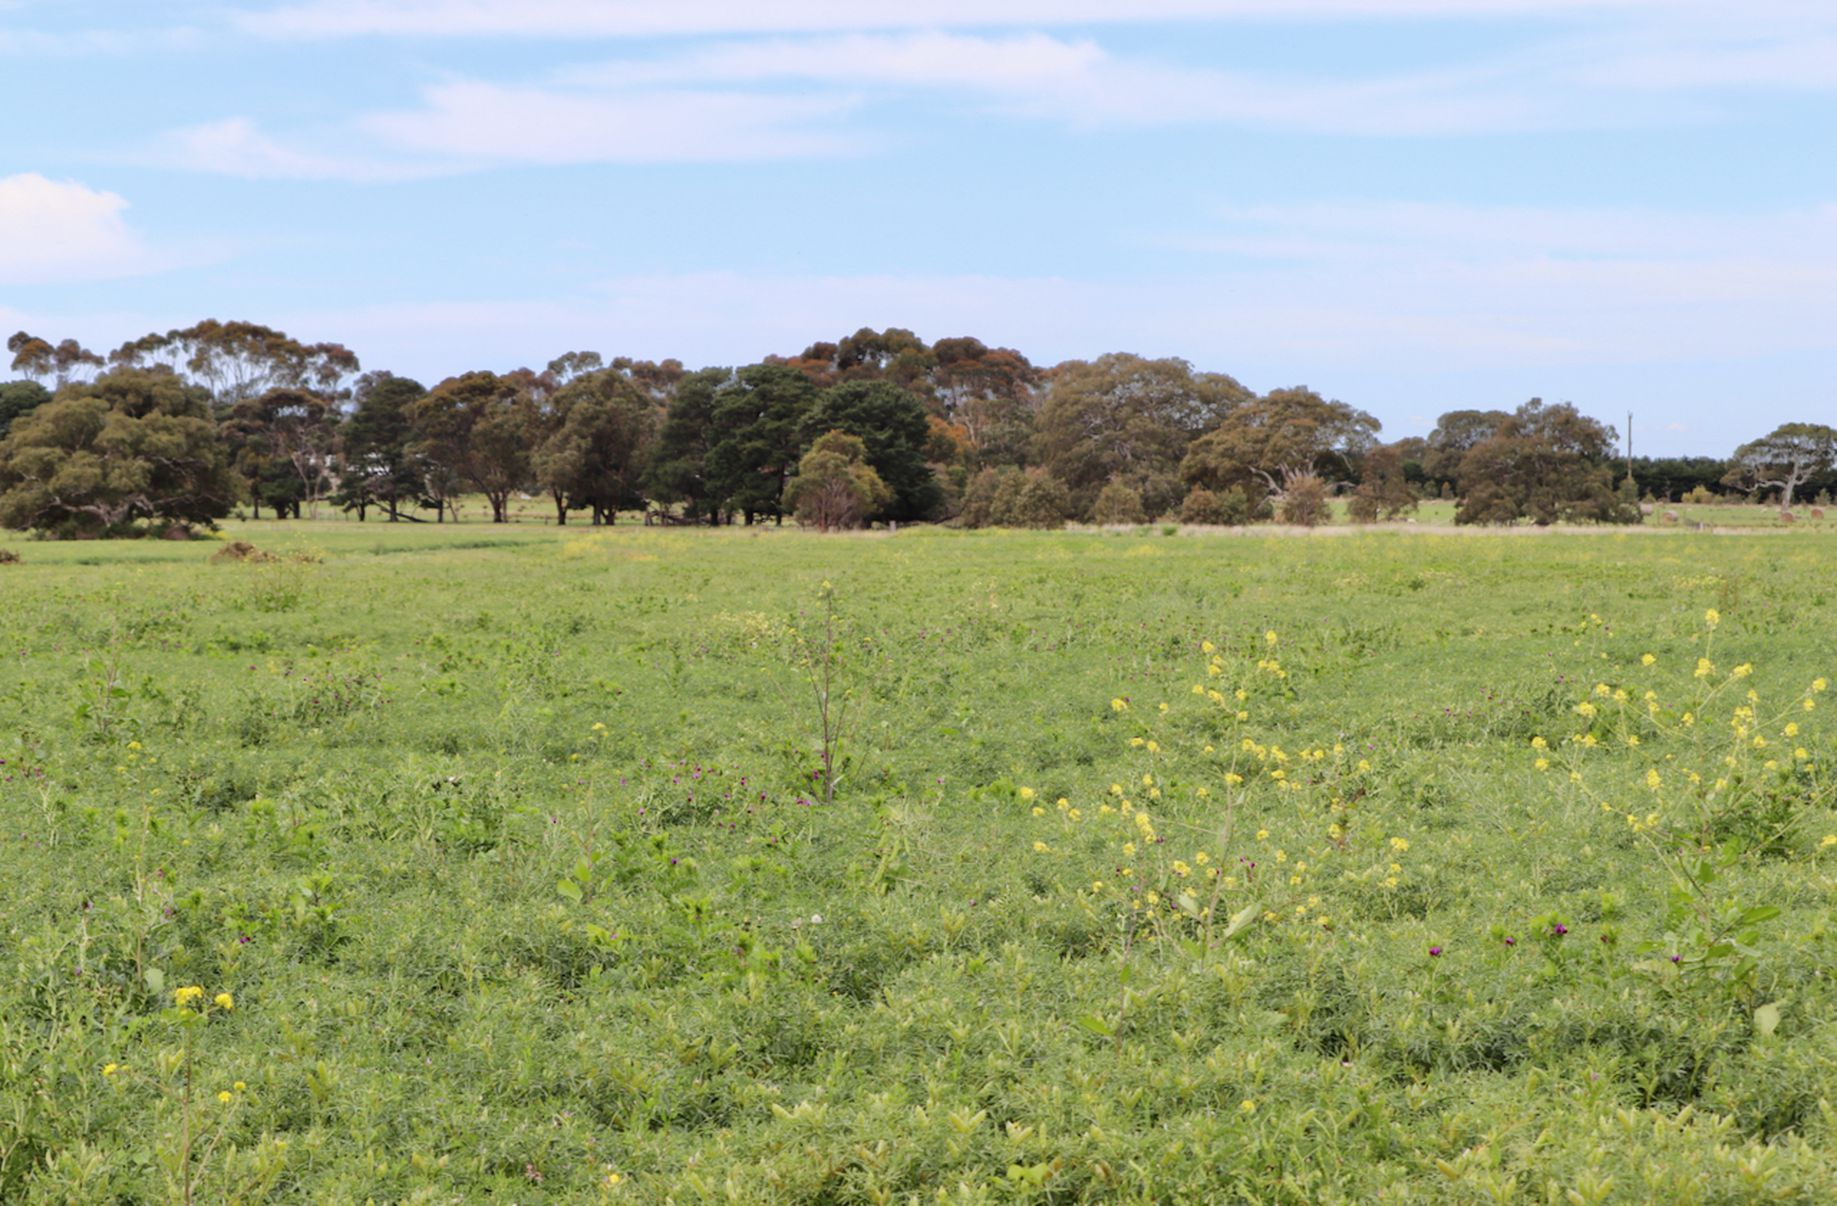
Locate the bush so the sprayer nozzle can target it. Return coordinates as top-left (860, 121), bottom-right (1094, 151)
top-left (1180, 488), bottom-right (1225, 524)
top-left (1278, 474), bottom-right (1329, 526)
top-left (993, 470), bottom-right (1070, 529)
top-left (957, 467), bottom-right (1006, 529)
top-left (1180, 486), bottom-right (1253, 526)
top-left (1091, 481), bottom-right (1147, 525)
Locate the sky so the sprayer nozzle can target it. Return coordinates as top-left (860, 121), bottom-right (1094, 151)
top-left (2, 1), bottom-right (1833, 454)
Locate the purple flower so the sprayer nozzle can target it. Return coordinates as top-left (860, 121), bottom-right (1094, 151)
top-left (1551, 923), bottom-right (1568, 936)
top-left (1503, 936), bottom-right (1516, 946)
top-left (1428, 946), bottom-right (1443, 957)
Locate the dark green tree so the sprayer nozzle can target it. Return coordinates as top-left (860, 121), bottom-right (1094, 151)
top-left (704, 364), bottom-right (819, 524)
top-left (644, 368), bottom-right (729, 524)
top-left (336, 373), bottom-right (426, 521)
top-left (0, 380), bottom-right (51, 437)
top-left (801, 379), bottom-right (941, 521)
top-left (534, 370), bottom-right (658, 524)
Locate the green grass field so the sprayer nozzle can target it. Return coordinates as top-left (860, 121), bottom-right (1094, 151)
top-left (278, 493), bottom-right (1831, 531)
top-left (3, 522), bottom-right (1835, 1202)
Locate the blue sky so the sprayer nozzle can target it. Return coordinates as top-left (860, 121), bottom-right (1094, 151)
top-left (3, 0), bottom-right (1833, 454)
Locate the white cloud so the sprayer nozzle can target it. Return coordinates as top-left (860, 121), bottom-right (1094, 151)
top-left (361, 83), bottom-right (859, 163)
top-left (152, 117), bottom-right (428, 181)
top-left (149, 10), bottom-right (1837, 181)
top-left (0, 24), bottom-right (201, 56)
top-left (1569, 35), bottom-right (1837, 91)
top-left (236, 0), bottom-right (1678, 40)
top-left (0, 174), bottom-right (171, 286)
top-left (565, 31), bottom-right (1577, 135)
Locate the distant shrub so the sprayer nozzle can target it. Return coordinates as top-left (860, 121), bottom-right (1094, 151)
top-left (1179, 487), bottom-right (1225, 525)
top-left (1091, 481), bottom-right (1147, 525)
top-left (994, 470), bottom-right (1071, 529)
top-left (1278, 474), bottom-right (1329, 527)
top-left (1180, 486), bottom-right (1252, 526)
top-left (957, 467), bottom-right (1006, 529)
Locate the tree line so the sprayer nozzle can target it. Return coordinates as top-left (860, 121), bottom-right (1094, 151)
top-left (0, 322), bottom-right (1827, 536)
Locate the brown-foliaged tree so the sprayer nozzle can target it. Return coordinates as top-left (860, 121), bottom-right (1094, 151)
top-left (1038, 354), bottom-right (1249, 518)
top-left (1180, 386), bottom-right (1380, 511)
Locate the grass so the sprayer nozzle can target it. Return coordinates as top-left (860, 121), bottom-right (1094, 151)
top-left (2, 521), bottom-right (1835, 1202)
top-left (240, 491), bottom-right (1832, 529)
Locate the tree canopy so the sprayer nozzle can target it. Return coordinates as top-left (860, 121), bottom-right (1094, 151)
top-left (0, 369), bottom-right (238, 534)
top-left (784, 431), bottom-right (891, 532)
top-left (1181, 386), bottom-right (1380, 504)
top-left (1037, 354), bottom-right (1250, 518)
top-left (1725, 423), bottom-right (1837, 509)
top-left (1454, 399), bottom-right (1637, 526)
top-left (1, 317), bottom-right (1812, 536)
top-left (801, 380), bottom-right (941, 522)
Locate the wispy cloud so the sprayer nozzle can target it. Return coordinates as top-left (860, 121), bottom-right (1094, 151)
top-left (1166, 201), bottom-right (1837, 364)
top-left (361, 83), bottom-right (860, 163)
top-left (0, 174), bottom-right (175, 286)
top-left (0, 17), bottom-right (202, 56)
top-left (235, 0), bottom-right (1677, 40)
top-left (563, 31), bottom-right (1588, 135)
top-left (150, 117), bottom-right (432, 181)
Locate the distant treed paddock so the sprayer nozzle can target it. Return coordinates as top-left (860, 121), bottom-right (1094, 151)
top-left (2, 322), bottom-right (1831, 538)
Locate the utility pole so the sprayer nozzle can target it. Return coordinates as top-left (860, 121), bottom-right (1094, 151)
top-left (1626, 411), bottom-right (1633, 485)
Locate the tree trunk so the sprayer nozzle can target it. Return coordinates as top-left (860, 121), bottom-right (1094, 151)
top-left (553, 489), bottom-right (567, 526)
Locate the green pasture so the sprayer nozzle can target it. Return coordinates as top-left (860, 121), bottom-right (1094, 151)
top-left (268, 492), bottom-right (1830, 531)
top-left (2, 523), bottom-right (1835, 1202)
